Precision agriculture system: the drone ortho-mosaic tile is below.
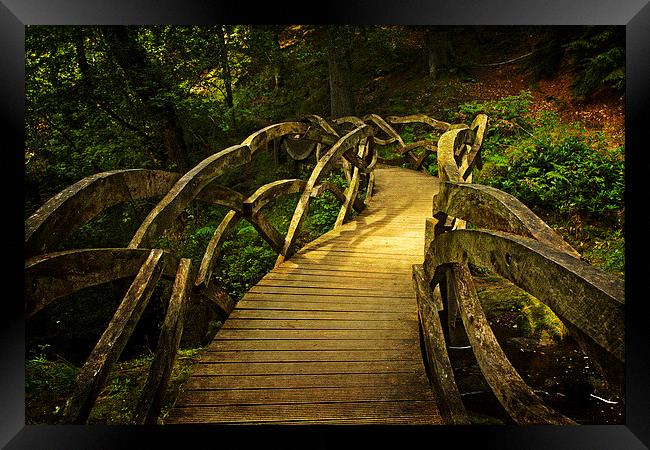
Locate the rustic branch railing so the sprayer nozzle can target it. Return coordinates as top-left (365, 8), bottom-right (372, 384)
top-left (27, 110), bottom-right (511, 424)
top-left (27, 112), bottom-right (455, 424)
top-left (414, 115), bottom-right (625, 425)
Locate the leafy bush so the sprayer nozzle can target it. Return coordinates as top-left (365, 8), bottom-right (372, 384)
top-left (485, 135), bottom-right (624, 218)
top-left (457, 93), bottom-right (624, 225)
top-left (565, 26), bottom-right (625, 99)
top-left (214, 226), bottom-right (277, 300)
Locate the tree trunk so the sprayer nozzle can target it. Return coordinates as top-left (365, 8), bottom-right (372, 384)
top-left (326, 27), bottom-right (355, 118)
top-left (217, 25), bottom-right (235, 129)
top-left (272, 26), bottom-right (282, 91)
top-left (426, 27), bottom-right (455, 79)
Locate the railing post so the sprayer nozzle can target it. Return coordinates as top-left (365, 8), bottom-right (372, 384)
top-left (60, 249), bottom-right (166, 424)
top-left (132, 258), bottom-right (193, 425)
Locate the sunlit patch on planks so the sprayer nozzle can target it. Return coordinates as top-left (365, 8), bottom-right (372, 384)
top-left (165, 167), bottom-right (442, 425)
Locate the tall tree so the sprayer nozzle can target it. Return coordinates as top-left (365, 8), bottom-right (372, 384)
top-left (326, 26), bottom-right (355, 118)
top-left (216, 25), bottom-right (235, 128)
top-left (426, 27), bottom-right (456, 79)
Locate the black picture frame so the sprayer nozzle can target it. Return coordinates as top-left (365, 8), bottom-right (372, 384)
top-left (5, 0), bottom-right (649, 448)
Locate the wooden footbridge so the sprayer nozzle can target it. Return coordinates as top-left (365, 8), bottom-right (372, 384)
top-left (25, 113), bottom-right (624, 425)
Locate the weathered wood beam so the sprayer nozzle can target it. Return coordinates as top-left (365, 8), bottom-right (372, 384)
top-left (195, 210), bottom-right (241, 288)
top-left (363, 113), bottom-right (405, 147)
top-left (423, 229), bottom-right (625, 363)
top-left (129, 145), bottom-right (251, 249)
top-left (282, 136), bottom-right (317, 161)
top-left (469, 114), bottom-right (488, 153)
top-left (197, 182), bottom-right (245, 213)
top-left (25, 248), bottom-right (179, 318)
top-left (241, 122), bottom-right (309, 156)
top-left (60, 249), bottom-right (166, 424)
top-left (311, 182), bottom-right (346, 205)
top-left (342, 148), bottom-right (368, 171)
top-left (364, 172), bottom-right (375, 205)
top-left (275, 125), bottom-right (373, 267)
top-left (414, 148), bottom-right (434, 171)
top-left (198, 282), bottom-right (235, 317)
top-left (243, 179), bottom-right (307, 216)
top-left (396, 140), bottom-right (437, 156)
top-left (335, 138), bottom-right (367, 228)
top-left (246, 213), bottom-right (285, 254)
top-left (412, 264), bottom-right (469, 424)
top-left (460, 114), bottom-right (488, 180)
top-left (386, 114), bottom-right (453, 131)
top-left (25, 170), bottom-right (182, 257)
top-left (436, 127), bottom-right (471, 183)
top-left (132, 257), bottom-right (193, 425)
top-left (304, 114), bottom-right (340, 139)
top-left (332, 116), bottom-right (364, 127)
top-left (445, 263), bottom-right (576, 425)
top-left (436, 182), bottom-right (580, 258)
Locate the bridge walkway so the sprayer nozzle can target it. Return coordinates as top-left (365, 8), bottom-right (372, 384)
top-left (166, 167), bottom-right (442, 424)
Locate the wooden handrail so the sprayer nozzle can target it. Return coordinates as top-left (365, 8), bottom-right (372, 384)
top-left (25, 248), bottom-right (180, 318)
top-left (24, 114), bottom-right (388, 424)
top-left (60, 248), bottom-right (166, 424)
top-left (416, 115), bottom-right (625, 424)
top-left (25, 170), bottom-right (182, 257)
top-left (275, 124), bottom-right (374, 266)
top-left (424, 229), bottom-right (625, 363)
top-left (25, 112), bottom-right (475, 424)
top-left (132, 257), bottom-right (193, 425)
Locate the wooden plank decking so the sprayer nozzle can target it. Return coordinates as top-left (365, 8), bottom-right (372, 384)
top-left (165, 167), bottom-right (442, 424)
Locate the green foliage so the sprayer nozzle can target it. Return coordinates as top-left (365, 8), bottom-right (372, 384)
top-left (457, 90), bottom-right (533, 128)
top-left (565, 26), bottom-right (625, 99)
top-left (581, 228), bottom-right (624, 275)
top-left (486, 134), bottom-right (624, 218)
top-left (303, 170), bottom-right (349, 238)
top-left (213, 223), bottom-right (277, 300)
top-left (26, 346), bottom-right (204, 424)
top-left (25, 344), bottom-right (79, 423)
top-left (456, 91), bottom-right (625, 281)
top-left (457, 92), bottom-right (624, 226)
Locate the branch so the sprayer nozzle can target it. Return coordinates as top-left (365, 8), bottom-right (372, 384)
top-left (466, 50), bottom-right (535, 68)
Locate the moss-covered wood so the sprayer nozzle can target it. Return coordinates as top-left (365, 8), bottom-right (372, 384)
top-left (423, 229), bottom-right (624, 364)
top-left (413, 264), bottom-right (468, 424)
top-left (436, 181), bottom-right (580, 258)
top-left (25, 170), bottom-right (182, 257)
top-left (129, 145), bottom-right (252, 248)
top-left (275, 125), bottom-right (373, 265)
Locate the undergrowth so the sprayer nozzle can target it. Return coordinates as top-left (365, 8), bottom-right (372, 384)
top-left (457, 91), bottom-right (624, 276)
top-left (26, 345), bottom-right (204, 425)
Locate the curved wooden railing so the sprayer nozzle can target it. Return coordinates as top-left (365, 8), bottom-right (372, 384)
top-left (413, 118), bottom-right (625, 425)
top-left (25, 112), bottom-right (470, 425)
